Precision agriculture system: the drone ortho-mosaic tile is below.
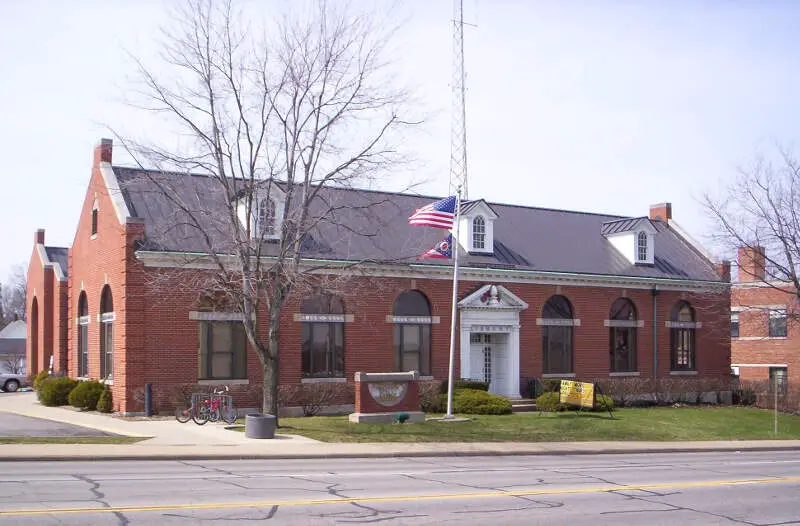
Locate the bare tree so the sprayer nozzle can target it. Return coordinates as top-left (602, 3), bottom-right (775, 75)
top-left (703, 148), bottom-right (800, 314)
top-left (1, 265), bottom-right (27, 327)
top-left (120, 0), bottom-right (419, 418)
top-left (1, 355), bottom-right (25, 375)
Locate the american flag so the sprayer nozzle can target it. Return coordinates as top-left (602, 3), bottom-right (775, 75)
top-left (408, 195), bottom-right (456, 229)
top-left (418, 234), bottom-right (453, 260)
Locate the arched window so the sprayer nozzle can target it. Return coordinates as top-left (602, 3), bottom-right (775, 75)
top-left (670, 301), bottom-right (696, 371)
top-left (30, 298), bottom-right (39, 374)
top-left (542, 295), bottom-right (574, 375)
top-left (301, 294), bottom-right (345, 378)
top-left (393, 290), bottom-right (432, 376)
top-left (256, 198), bottom-right (276, 237)
top-left (637, 232), bottom-right (648, 261)
top-left (78, 292), bottom-right (89, 377)
top-left (473, 216), bottom-right (486, 250)
top-left (99, 286), bottom-right (114, 380)
top-left (609, 298), bottom-right (637, 373)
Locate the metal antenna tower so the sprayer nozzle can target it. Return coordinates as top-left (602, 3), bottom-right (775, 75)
top-left (449, 0), bottom-right (468, 199)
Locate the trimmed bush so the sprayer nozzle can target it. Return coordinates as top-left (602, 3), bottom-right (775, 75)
top-left (441, 379), bottom-right (490, 394)
top-left (535, 391), bottom-right (568, 412)
top-left (68, 380), bottom-right (105, 411)
top-left (33, 370), bottom-right (50, 391)
top-left (419, 380), bottom-right (444, 413)
top-left (536, 392), bottom-right (615, 413)
top-left (439, 388), bottom-right (512, 415)
top-left (97, 387), bottom-right (113, 413)
top-left (37, 377), bottom-right (79, 407)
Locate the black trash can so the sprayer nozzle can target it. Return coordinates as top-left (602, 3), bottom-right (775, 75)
top-left (245, 413), bottom-right (276, 439)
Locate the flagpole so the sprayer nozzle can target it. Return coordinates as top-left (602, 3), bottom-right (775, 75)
top-left (445, 188), bottom-right (462, 419)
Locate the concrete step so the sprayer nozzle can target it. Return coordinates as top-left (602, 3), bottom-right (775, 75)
top-left (510, 398), bottom-right (537, 413)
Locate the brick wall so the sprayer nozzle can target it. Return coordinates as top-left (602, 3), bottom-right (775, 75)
top-left (732, 283), bottom-right (799, 385)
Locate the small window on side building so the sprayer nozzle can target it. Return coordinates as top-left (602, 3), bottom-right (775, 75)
top-left (731, 313), bottom-right (739, 339)
top-left (769, 309), bottom-right (787, 338)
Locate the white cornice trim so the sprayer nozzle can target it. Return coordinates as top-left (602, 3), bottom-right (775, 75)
top-left (135, 251), bottom-right (728, 292)
top-left (731, 363), bottom-right (788, 368)
top-left (101, 163), bottom-right (137, 224)
top-left (36, 244), bottom-right (67, 282)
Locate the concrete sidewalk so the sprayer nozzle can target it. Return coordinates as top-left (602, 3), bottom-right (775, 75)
top-left (1, 392), bottom-right (800, 461)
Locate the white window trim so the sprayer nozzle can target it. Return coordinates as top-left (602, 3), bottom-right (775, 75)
top-left (542, 373), bottom-right (576, 379)
top-left (609, 371), bottom-right (640, 377)
top-left (386, 315), bottom-right (441, 324)
top-left (198, 379), bottom-right (250, 386)
top-left (537, 318), bottom-right (581, 327)
top-left (294, 314), bottom-right (354, 323)
top-left (301, 377), bottom-right (347, 384)
top-left (189, 311), bottom-right (247, 321)
top-left (665, 321), bottom-right (702, 329)
top-left (735, 336), bottom-right (788, 341)
top-left (732, 363), bottom-right (788, 368)
top-left (670, 370), bottom-right (698, 376)
top-left (604, 320), bottom-right (644, 328)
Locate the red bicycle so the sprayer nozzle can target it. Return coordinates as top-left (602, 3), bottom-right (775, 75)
top-left (175, 387), bottom-right (237, 425)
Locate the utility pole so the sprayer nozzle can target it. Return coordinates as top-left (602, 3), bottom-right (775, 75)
top-left (449, 0), bottom-right (469, 200)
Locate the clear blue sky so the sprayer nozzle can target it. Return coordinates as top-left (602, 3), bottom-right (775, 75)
top-left (2, 0), bottom-right (799, 281)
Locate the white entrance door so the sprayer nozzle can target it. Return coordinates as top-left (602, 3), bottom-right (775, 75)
top-left (470, 333), bottom-right (508, 396)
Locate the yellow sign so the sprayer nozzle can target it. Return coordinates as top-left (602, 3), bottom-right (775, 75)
top-left (559, 380), bottom-right (596, 408)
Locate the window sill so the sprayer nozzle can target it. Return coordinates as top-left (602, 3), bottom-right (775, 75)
top-left (419, 376), bottom-right (435, 381)
top-left (301, 377), bottom-right (346, 384)
top-left (670, 370), bottom-right (698, 376)
top-left (609, 372), bottom-right (640, 377)
top-left (198, 379), bottom-right (249, 386)
top-left (76, 376), bottom-right (90, 381)
top-left (542, 373), bottom-right (575, 379)
top-left (735, 336), bottom-right (788, 341)
top-left (101, 380), bottom-right (114, 386)
top-left (90, 234), bottom-right (98, 240)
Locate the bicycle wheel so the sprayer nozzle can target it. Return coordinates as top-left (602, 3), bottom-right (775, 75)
top-left (192, 405), bottom-right (210, 425)
top-left (222, 407), bottom-right (238, 425)
top-left (175, 407), bottom-right (192, 423)
top-left (208, 406), bottom-right (220, 423)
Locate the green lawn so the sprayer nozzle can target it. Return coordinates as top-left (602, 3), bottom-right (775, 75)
top-left (0, 436), bottom-right (147, 445)
top-left (261, 407), bottom-right (800, 443)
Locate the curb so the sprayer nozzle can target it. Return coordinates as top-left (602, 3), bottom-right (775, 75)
top-left (1, 444), bottom-right (800, 462)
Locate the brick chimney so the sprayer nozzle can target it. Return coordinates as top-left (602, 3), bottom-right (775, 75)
top-left (35, 229), bottom-right (45, 245)
top-left (715, 260), bottom-right (731, 282)
top-left (93, 138), bottom-right (113, 165)
top-left (737, 246), bottom-right (766, 281)
top-left (649, 202), bottom-right (672, 222)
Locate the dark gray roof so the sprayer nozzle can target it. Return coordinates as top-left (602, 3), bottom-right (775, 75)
top-left (44, 247), bottom-right (68, 277)
top-left (115, 166), bottom-right (722, 282)
top-left (600, 217), bottom-right (654, 236)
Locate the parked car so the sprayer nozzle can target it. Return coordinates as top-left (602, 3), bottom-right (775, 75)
top-left (0, 372), bottom-right (28, 392)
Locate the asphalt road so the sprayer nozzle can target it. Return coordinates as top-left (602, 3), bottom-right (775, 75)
top-left (0, 412), bottom-right (111, 437)
top-left (0, 451), bottom-right (798, 525)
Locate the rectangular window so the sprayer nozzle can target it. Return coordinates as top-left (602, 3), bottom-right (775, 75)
top-left (610, 327), bottom-right (637, 372)
top-left (301, 322), bottom-right (345, 377)
top-left (91, 208), bottom-right (98, 236)
top-left (198, 322), bottom-right (247, 380)
top-left (78, 319), bottom-right (89, 377)
top-left (671, 328), bottom-right (695, 370)
top-left (393, 324), bottom-right (431, 376)
top-left (731, 313), bottom-right (739, 339)
top-left (769, 309), bottom-right (787, 337)
top-left (769, 366), bottom-right (788, 394)
top-left (543, 326), bottom-right (573, 374)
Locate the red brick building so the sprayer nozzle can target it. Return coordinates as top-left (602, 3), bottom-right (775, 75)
top-left (731, 246), bottom-right (797, 391)
top-left (27, 139), bottom-right (732, 414)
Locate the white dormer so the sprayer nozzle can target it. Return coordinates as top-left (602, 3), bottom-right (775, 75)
top-left (236, 183), bottom-right (286, 241)
top-left (601, 217), bottom-right (656, 265)
top-left (457, 200), bottom-right (498, 254)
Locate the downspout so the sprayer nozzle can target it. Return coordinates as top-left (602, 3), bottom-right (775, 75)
top-left (651, 286), bottom-right (659, 378)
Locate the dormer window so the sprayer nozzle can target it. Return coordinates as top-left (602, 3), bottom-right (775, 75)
top-left (473, 216), bottom-right (485, 250)
top-left (457, 200), bottom-right (497, 255)
top-left (637, 232), bottom-right (648, 262)
top-left (237, 185), bottom-right (285, 241)
top-left (601, 217), bottom-right (656, 265)
top-left (256, 198), bottom-right (275, 237)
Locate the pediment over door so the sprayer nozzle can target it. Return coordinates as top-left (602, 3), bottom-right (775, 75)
top-left (458, 284), bottom-right (528, 311)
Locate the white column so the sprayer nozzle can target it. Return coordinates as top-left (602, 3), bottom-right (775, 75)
top-left (459, 325), bottom-right (471, 380)
top-left (507, 325), bottom-right (521, 399)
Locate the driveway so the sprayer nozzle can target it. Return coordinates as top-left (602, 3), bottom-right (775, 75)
top-left (0, 412), bottom-right (112, 437)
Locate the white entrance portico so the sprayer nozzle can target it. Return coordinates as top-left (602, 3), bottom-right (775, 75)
top-left (458, 284), bottom-right (528, 399)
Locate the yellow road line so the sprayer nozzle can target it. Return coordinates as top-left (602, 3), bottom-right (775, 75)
top-left (1, 476), bottom-right (798, 517)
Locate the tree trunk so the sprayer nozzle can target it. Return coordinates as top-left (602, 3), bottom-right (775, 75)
top-left (262, 358), bottom-right (279, 425)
